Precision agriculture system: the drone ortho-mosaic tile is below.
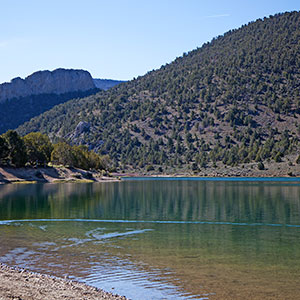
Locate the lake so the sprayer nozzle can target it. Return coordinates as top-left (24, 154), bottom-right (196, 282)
top-left (1, 179), bottom-right (300, 299)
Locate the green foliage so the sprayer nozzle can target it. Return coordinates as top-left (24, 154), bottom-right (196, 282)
top-left (0, 130), bottom-right (109, 170)
top-left (51, 142), bottom-right (108, 170)
top-left (23, 132), bottom-right (53, 165)
top-left (71, 145), bottom-right (109, 170)
top-left (146, 165), bottom-right (155, 172)
top-left (2, 130), bottom-right (27, 167)
top-left (0, 137), bottom-right (9, 165)
top-left (257, 162), bottom-right (265, 170)
top-left (51, 142), bottom-right (75, 167)
top-left (274, 152), bottom-right (282, 162)
top-left (16, 12), bottom-right (300, 171)
top-left (0, 90), bottom-right (98, 134)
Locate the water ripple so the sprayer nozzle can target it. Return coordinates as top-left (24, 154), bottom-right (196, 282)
top-left (1, 218), bottom-right (300, 228)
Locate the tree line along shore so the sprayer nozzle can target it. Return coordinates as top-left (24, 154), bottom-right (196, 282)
top-left (0, 130), bottom-right (110, 171)
top-left (1, 129), bottom-right (300, 179)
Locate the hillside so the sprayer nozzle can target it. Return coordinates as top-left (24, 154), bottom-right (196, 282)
top-left (93, 79), bottom-right (125, 90)
top-left (0, 70), bottom-right (126, 134)
top-left (17, 11), bottom-right (300, 174)
top-left (0, 68), bottom-right (99, 134)
top-left (0, 89), bottom-right (99, 134)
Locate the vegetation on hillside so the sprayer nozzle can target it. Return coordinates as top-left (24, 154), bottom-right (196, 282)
top-left (0, 130), bottom-right (109, 170)
top-left (0, 89), bottom-right (99, 134)
top-left (93, 79), bottom-right (125, 90)
top-left (17, 11), bottom-right (300, 172)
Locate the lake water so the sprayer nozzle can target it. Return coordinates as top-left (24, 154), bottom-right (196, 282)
top-left (1, 179), bottom-right (300, 299)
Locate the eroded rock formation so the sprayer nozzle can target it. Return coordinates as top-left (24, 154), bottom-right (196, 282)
top-left (0, 68), bottom-right (96, 103)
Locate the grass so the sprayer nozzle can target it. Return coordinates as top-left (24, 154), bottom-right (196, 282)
top-left (12, 180), bottom-right (38, 184)
top-left (52, 179), bottom-right (95, 183)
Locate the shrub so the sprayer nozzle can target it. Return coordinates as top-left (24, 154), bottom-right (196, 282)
top-left (146, 165), bottom-right (155, 172)
top-left (274, 152), bottom-right (282, 162)
top-left (257, 162), bottom-right (265, 170)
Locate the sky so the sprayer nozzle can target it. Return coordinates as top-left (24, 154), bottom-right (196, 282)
top-left (0, 0), bottom-right (300, 83)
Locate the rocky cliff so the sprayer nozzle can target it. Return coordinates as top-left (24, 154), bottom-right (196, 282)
top-left (0, 68), bottom-right (96, 103)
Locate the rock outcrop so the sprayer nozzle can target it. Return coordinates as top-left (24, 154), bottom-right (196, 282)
top-left (0, 68), bottom-right (96, 103)
top-left (74, 121), bottom-right (90, 136)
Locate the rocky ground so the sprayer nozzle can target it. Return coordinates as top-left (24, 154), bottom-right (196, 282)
top-left (120, 154), bottom-right (300, 178)
top-left (0, 263), bottom-right (128, 300)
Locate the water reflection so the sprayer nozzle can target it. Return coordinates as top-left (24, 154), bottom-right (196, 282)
top-left (1, 181), bottom-right (300, 224)
top-left (1, 180), bottom-right (300, 299)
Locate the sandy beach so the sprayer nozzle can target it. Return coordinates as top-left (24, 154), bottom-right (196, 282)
top-left (0, 263), bottom-right (128, 300)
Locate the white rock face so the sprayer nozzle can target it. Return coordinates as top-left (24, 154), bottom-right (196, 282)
top-left (0, 68), bottom-right (96, 103)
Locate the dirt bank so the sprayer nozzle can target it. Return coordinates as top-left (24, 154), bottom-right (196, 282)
top-left (0, 263), bottom-right (128, 300)
top-left (0, 166), bottom-right (120, 184)
top-left (116, 154), bottom-right (300, 178)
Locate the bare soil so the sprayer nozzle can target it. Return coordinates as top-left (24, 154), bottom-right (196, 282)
top-left (118, 154), bottom-right (300, 178)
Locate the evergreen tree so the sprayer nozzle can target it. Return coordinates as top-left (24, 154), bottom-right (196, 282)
top-left (23, 132), bottom-right (53, 165)
top-left (51, 142), bottom-right (75, 167)
top-left (0, 137), bottom-right (9, 165)
top-left (2, 130), bottom-right (27, 167)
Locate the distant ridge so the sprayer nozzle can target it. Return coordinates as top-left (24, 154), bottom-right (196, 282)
top-left (0, 68), bottom-right (96, 103)
top-left (0, 69), bottom-right (126, 133)
top-left (93, 79), bottom-right (125, 90)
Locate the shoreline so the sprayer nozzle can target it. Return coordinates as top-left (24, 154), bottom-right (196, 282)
top-left (1, 157), bottom-right (300, 185)
top-left (0, 166), bottom-right (120, 185)
top-left (115, 154), bottom-right (300, 178)
top-left (121, 175), bottom-right (300, 179)
top-left (0, 262), bottom-right (128, 300)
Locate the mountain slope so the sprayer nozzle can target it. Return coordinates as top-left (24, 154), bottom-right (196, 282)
top-left (17, 11), bottom-right (300, 172)
top-left (0, 68), bottom-right (100, 134)
top-left (0, 70), bottom-right (125, 134)
top-left (93, 79), bottom-right (125, 90)
top-left (0, 89), bottom-right (98, 134)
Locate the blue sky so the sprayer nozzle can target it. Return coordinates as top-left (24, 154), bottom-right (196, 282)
top-left (0, 0), bottom-right (300, 83)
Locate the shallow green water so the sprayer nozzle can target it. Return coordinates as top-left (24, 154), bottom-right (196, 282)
top-left (1, 180), bottom-right (300, 299)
